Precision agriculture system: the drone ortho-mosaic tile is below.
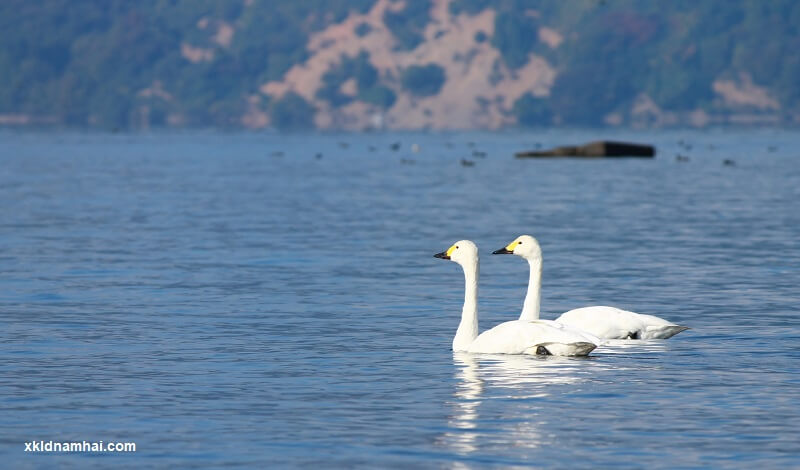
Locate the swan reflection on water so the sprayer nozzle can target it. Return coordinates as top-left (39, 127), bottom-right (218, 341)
top-left (440, 341), bottom-right (675, 458)
top-left (594, 338), bottom-right (672, 355)
top-left (443, 353), bottom-right (483, 454)
top-left (440, 352), bottom-right (591, 456)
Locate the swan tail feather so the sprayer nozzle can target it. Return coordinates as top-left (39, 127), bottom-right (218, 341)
top-left (644, 325), bottom-right (690, 339)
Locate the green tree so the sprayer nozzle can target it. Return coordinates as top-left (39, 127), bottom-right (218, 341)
top-left (512, 93), bottom-right (551, 127)
top-left (359, 85), bottom-right (396, 108)
top-left (269, 92), bottom-right (315, 130)
top-left (491, 11), bottom-right (537, 69)
top-left (401, 64), bottom-right (446, 97)
top-left (383, 0), bottom-right (431, 50)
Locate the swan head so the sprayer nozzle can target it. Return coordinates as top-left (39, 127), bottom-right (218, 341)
top-left (434, 240), bottom-right (478, 267)
top-left (492, 235), bottom-right (541, 260)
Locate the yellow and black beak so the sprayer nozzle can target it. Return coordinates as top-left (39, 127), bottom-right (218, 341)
top-left (492, 240), bottom-right (519, 255)
top-left (434, 244), bottom-right (458, 260)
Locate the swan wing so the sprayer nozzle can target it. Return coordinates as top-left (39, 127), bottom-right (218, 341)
top-left (556, 306), bottom-right (643, 339)
top-left (534, 319), bottom-right (603, 345)
top-left (467, 320), bottom-right (596, 356)
top-left (556, 306), bottom-right (688, 340)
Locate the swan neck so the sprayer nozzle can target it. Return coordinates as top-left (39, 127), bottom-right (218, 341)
top-left (520, 257), bottom-right (542, 321)
top-left (453, 261), bottom-right (479, 351)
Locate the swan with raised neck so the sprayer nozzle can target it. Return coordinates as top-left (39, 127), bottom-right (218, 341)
top-left (493, 235), bottom-right (542, 322)
top-left (434, 240), bottom-right (597, 356)
top-left (434, 240), bottom-right (479, 351)
top-left (493, 235), bottom-right (689, 340)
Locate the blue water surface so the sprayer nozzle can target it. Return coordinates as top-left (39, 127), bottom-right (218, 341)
top-left (1, 129), bottom-right (799, 468)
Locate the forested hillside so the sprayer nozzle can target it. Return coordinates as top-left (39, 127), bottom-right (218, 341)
top-left (1, 0), bottom-right (798, 129)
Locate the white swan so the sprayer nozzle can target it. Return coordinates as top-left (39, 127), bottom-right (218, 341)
top-left (433, 240), bottom-right (597, 356)
top-left (493, 235), bottom-right (689, 340)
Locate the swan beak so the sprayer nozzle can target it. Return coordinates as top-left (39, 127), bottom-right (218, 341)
top-left (493, 240), bottom-right (519, 254)
top-left (435, 244), bottom-right (458, 260)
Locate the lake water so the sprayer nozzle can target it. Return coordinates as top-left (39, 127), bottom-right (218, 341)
top-left (1, 129), bottom-right (799, 468)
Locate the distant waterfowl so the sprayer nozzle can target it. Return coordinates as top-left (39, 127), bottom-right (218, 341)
top-left (390, 142), bottom-right (401, 151)
top-left (434, 240), bottom-right (597, 356)
top-left (460, 159), bottom-right (475, 167)
top-left (723, 159), bottom-right (736, 167)
top-left (493, 235), bottom-right (689, 340)
top-left (676, 154), bottom-right (690, 162)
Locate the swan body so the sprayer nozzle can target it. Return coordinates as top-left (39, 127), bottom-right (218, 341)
top-left (434, 240), bottom-right (597, 356)
top-left (493, 235), bottom-right (688, 340)
top-left (557, 306), bottom-right (689, 340)
top-left (468, 320), bottom-right (597, 356)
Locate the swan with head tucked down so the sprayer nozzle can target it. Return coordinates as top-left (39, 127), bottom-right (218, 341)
top-left (493, 235), bottom-right (689, 340)
top-left (433, 240), bottom-right (598, 356)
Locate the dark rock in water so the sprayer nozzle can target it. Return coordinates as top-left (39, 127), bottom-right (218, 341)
top-left (460, 158), bottom-right (475, 167)
top-left (723, 159), bottom-right (736, 166)
top-left (516, 141), bottom-right (655, 158)
top-left (390, 142), bottom-right (401, 151)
